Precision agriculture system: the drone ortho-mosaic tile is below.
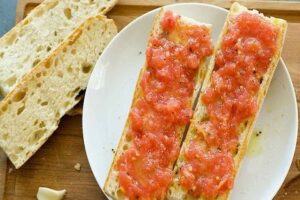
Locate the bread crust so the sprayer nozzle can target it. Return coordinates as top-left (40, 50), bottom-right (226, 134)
top-left (167, 3), bottom-right (287, 200)
top-left (104, 9), bottom-right (212, 200)
top-left (0, 15), bottom-right (117, 169)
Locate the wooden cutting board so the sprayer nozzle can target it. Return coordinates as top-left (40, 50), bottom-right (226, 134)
top-left (1, 0), bottom-right (299, 199)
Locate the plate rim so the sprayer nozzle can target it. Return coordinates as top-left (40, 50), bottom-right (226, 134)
top-left (270, 57), bottom-right (298, 197)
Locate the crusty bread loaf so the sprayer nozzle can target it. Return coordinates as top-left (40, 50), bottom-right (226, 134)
top-left (104, 9), bottom-right (212, 200)
top-left (0, 0), bottom-right (117, 96)
top-left (167, 3), bottom-right (287, 200)
top-left (0, 15), bottom-right (117, 169)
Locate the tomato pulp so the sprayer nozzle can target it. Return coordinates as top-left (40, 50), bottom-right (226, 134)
top-left (180, 12), bottom-right (278, 198)
top-left (116, 11), bottom-right (212, 200)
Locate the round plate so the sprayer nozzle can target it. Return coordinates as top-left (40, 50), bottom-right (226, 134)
top-left (83, 3), bottom-right (298, 200)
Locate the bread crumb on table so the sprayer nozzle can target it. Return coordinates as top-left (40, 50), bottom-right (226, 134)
top-left (74, 163), bottom-right (81, 171)
top-left (8, 167), bottom-right (13, 174)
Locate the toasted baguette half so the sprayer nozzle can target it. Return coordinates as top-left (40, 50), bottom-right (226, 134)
top-left (0, 15), bottom-right (117, 169)
top-left (167, 3), bottom-right (287, 200)
top-left (104, 9), bottom-right (212, 200)
top-left (0, 0), bottom-right (117, 96)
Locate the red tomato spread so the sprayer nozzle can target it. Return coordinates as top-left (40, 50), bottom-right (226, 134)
top-left (180, 12), bottom-right (278, 198)
top-left (116, 11), bottom-right (212, 200)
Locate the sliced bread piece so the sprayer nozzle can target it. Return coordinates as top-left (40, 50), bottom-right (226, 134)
top-left (0, 15), bottom-right (117, 169)
top-left (104, 9), bottom-right (213, 200)
top-left (0, 0), bottom-right (117, 96)
top-left (167, 3), bottom-right (287, 200)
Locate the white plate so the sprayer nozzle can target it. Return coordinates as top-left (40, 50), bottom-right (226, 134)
top-left (83, 3), bottom-right (298, 200)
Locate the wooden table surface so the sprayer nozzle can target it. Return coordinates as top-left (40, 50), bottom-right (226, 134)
top-left (1, 0), bottom-right (299, 199)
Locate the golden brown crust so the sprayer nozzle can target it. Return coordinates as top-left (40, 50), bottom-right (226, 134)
top-left (102, 0), bottom-right (119, 14)
top-left (168, 3), bottom-right (287, 200)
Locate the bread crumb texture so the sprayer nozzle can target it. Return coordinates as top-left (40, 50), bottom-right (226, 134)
top-left (0, 0), bottom-right (117, 96)
top-left (0, 15), bottom-right (117, 168)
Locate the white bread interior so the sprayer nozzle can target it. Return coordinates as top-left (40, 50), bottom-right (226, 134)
top-left (0, 0), bottom-right (117, 96)
top-left (0, 15), bottom-right (117, 169)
